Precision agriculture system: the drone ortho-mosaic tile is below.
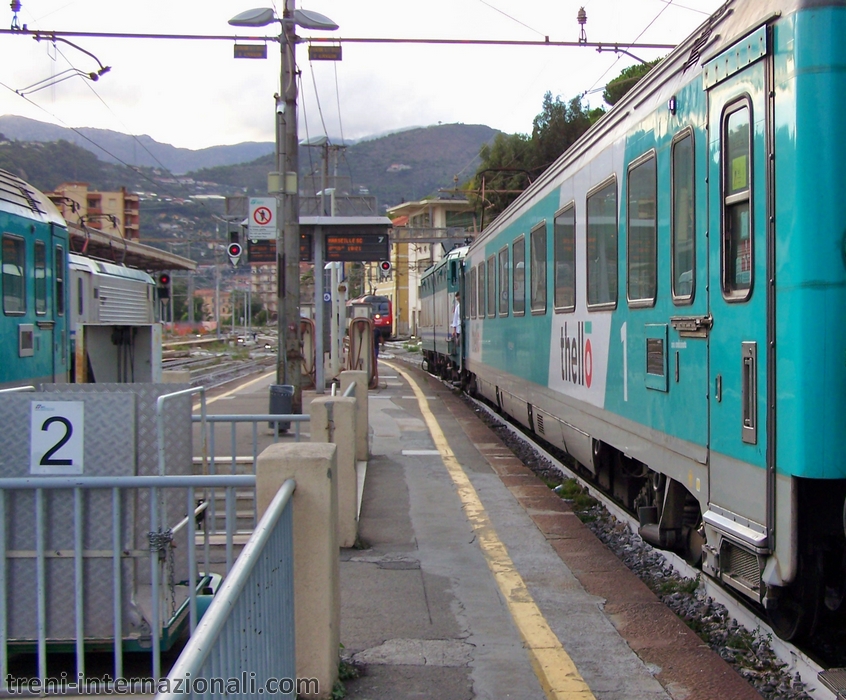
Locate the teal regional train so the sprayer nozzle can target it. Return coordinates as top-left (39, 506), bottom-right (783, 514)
top-left (421, 0), bottom-right (846, 641)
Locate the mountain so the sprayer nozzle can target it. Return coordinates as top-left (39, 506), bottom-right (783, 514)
top-left (189, 123), bottom-right (499, 209)
top-left (0, 116), bottom-right (498, 209)
top-left (0, 121), bottom-right (497, 280)
top-left (0, 116), bottom-right (499, 223)
top-left (0, 115), bottom-right (274, 173)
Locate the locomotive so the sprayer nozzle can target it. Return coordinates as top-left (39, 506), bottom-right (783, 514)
top-left (423, 0), bottom-right (846, 641)
top-left (0, 168), bottom-right (157, 389)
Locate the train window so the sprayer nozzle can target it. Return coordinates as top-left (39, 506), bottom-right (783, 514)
top-left (671, 131), bottom-right (695, 303)
top-left (722, 101), bottom-right (752, 299)
top-left (2, 234), bottom-right (25, 315)
top-left (486, 255), bottom-right (496, 317)
top-left (55, 245), bottom-right (65, 316)
top-left (498, 247), bottom-right (509, 316)
top-left (627, 153), bottom-right (657, 307)
top-left (34, 240), bottom-right (47, 315)
top-left (554, 204), bottom-right (576, 312)
top-left (512, 235), bottom-right (525, 316)
top-left (530, 221), bottom-right (547, 314)
top-left (478, 262), bottom-right (486, 318)
top-left (587, 178), bottom-right (618, 310)
top-left (77, 277), bottom-right (83, 316)
top-left (469, 266), bottom-right (477, 319)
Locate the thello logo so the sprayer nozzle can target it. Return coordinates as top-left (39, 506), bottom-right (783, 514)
top-left (560, 321), bottom-right (592, 388)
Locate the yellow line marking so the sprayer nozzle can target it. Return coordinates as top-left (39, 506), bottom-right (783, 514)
top-left (383, 361), bottom-right (596, 700)
top-left (192, 369), bottom-right (276, 410)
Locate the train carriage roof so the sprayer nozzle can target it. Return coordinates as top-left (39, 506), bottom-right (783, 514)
top-left (0, 168), bottom-right (65, 227)
top-left (69, 252), bottom-right (155, 284)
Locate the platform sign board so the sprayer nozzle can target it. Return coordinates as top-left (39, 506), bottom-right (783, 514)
top-left (234, 44), bottom-right (268, 59)
top-left (248, 197), bottom-right (276, 240)
top-left (325, 233), bottom-right (389, 262)
top-left (30, 401), bottom-right (84, 475)
top-left (248, 234), bottom-right (313, 263)
top-left (248, 239), bottom-right (275, 264)
top-left (308, 45), bottom-right (342, 61)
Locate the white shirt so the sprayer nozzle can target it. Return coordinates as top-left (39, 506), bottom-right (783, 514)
top-left (451, 301), bottom-right (461, 335)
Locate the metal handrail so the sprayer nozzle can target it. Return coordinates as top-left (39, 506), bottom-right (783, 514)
top-left (158, 478), bottom-right (296, 699)
top-left (157, 386), bottom-right (207, 476)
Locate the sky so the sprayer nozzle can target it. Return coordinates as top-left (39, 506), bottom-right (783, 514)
top-left (0, 0), bottom-right (722, 153)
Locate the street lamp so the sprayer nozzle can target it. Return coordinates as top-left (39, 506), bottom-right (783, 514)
top-left (229, 3), bottom-right (337, 411)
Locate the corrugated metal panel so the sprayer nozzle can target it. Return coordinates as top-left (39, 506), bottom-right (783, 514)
top-left (98, 283), bottom-right (153, 324)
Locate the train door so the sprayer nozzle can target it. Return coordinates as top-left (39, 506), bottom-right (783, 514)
top-left (705, 25), bottom-right (773, 569)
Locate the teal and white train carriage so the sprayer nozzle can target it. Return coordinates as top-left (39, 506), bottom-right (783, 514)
top-left (459, 0), bottom-right (846, 640)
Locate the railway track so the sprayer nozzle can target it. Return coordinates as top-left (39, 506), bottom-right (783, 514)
top-left (163, 351), bottom-right (275, 390)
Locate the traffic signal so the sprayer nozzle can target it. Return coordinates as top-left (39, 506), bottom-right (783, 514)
top-left (228, 242), bottom-right (243, 266)
top-left (379, 260), bottom-right (392, 277)
top-left (157, 272), bottom-right (171, 299)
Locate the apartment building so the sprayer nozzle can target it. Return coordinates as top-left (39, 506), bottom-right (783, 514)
top-left (48, 182), bottom-right (140, 240)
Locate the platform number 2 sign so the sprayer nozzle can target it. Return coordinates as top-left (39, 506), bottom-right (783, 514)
top-left (30, 401), bottom-right (84, 475)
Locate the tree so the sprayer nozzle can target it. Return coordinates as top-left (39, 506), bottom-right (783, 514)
top-left (469, 93), bottom-right (602, 225)
top-left (469, 132), bottom-right (533, 229)
top-left (603, 59), bottom-right (662, 106)
top-left (531, 92), bottom-right (604, 173)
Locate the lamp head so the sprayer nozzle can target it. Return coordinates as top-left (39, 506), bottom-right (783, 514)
top-left (229, 8), bottom-right (277, 27)
top-left (293, 8), bottom-right (338, 30)
top-left (229, 7), bottom-right (338, 30)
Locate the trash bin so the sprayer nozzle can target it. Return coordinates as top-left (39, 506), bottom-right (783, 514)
top-left (269, 384), bottom-right (294, 432)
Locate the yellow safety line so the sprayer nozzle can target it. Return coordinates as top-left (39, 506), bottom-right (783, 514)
top-left (192, 369), bottom-right (276, 410)
top-left (383, 361), bottom-right (596, 700)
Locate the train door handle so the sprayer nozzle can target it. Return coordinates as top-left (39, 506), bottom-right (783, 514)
top-left (741, 342), bottom-right (758, 444)
top-left (715, 374), bottom-right (722, 403)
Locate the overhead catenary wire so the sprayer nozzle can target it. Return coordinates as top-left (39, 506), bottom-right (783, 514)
top-left (583, 0), bottom-right (676, 96)
top-left (476, 0), bottom-right (547, 38)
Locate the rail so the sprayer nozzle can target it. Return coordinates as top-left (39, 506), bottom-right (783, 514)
top-left (0, 473), bottom-right (254, 690)
top-left (156, 479), bottom-right (296, 700)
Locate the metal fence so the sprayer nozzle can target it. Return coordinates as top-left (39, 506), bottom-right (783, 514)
top-left (157, 478), bottom-right (296, 700)
top-left (191, 412), bottom-right (309, 536)
top-left (0, 473), bottom-right (254, 692)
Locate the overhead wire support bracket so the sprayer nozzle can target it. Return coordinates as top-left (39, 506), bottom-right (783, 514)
top-left (15, 31), bottom-right (112, 94)
top-left (32, 31), bottom-right (111, 78)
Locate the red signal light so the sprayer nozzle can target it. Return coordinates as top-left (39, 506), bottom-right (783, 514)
top-left (379, 260), bottom-right (392, 272)
top-left (228, 243), bottom-right (243, 258)
top-left (158, 272), bottom-right (170, 286)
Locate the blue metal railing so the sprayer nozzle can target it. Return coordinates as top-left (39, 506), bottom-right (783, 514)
top-left (157, 478), bottom-right (296, 700)
top-left (0, 473), bottom-right (254, 690)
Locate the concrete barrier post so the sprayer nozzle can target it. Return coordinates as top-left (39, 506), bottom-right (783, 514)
top-left (257, 443), bottom-right (339, 699)
top-left (310, 396), bottom-right (357, 548)
top-left (340, 370), bottom-right (369, 462)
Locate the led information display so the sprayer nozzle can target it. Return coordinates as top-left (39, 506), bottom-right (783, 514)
top-left (324, 233), bottom-right (389, 262)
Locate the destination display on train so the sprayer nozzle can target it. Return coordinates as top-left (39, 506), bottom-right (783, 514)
top-left (325, 233), bottom-right (389, 262)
